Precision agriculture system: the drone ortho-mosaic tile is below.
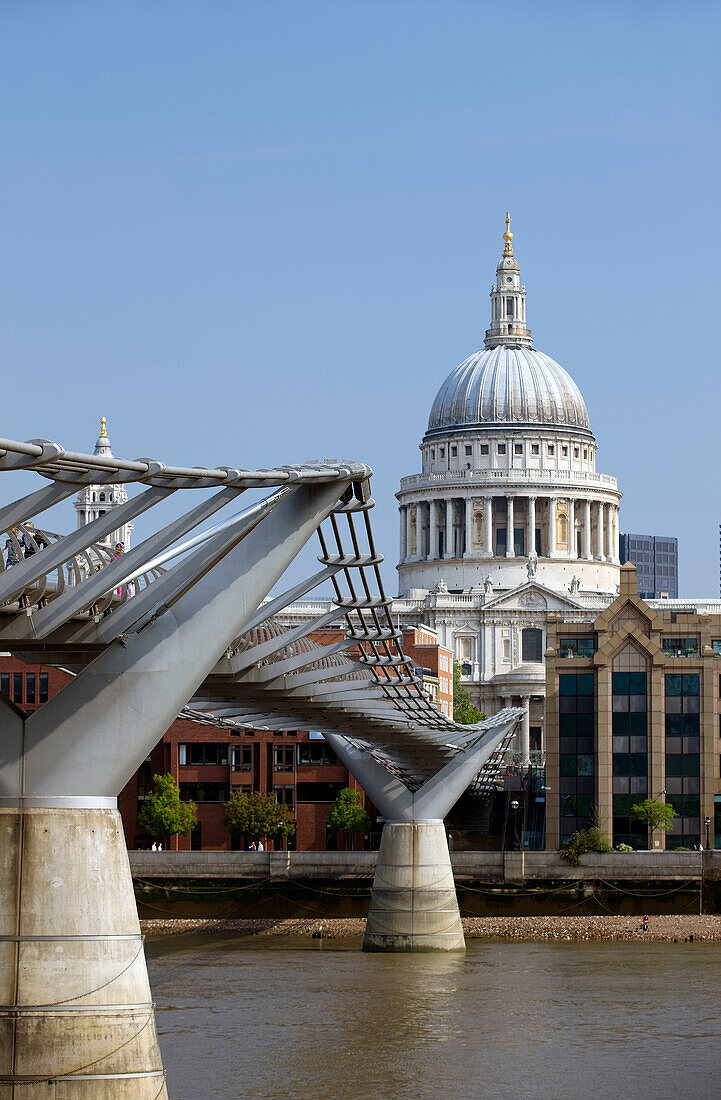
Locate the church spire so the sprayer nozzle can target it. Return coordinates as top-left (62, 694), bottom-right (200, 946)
top-left (484, 212), bottom-right (532, 349)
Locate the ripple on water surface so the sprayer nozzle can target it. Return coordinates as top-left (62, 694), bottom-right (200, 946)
top-left (146, 934), bottom-right (721, 1100)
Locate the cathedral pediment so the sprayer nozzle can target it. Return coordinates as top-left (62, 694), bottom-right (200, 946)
top-left (483, 582), bottom-right (583, 612)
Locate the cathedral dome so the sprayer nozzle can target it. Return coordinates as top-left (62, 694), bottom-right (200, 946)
top-left (425, 213), bottom-right (591, 439)
top-left (426, 344), bottom-right (591, 436)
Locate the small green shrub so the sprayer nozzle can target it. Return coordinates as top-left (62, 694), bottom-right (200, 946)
top-left (615, 842), bottom-right (634, 853)
top-left (560, 826), bottom-right (613, 866)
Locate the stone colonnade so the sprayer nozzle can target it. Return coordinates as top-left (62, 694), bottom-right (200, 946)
top-left (399, 495), bottom-right (619, 564)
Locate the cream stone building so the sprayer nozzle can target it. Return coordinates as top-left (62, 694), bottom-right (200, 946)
top-left (392, 216), bottom-right (622, 757)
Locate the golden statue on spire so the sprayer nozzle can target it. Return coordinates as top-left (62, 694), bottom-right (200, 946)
top-left (100, 416), bottom-right (107, 437)
top-left (503, 211), bottom-right (513, 255)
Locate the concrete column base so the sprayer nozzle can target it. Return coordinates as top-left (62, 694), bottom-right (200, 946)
top-left (363, 822), bottom-right (465, 953)
top-left (0, 807), bottom-right (167, 1098)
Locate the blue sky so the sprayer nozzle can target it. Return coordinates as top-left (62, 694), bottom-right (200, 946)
top-left (1, 1), bottom-right (719, 595)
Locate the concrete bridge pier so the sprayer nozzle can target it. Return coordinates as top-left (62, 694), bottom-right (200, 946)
top-left (0, 805), bottom-right (167, 1098)
top-left (364, 820), bottom-right (464, 951)
top-left (324, 711), bottom-right (521, 953)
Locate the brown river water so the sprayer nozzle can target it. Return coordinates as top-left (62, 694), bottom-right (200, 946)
top-left (146, 933), bottom-right (721, 1100)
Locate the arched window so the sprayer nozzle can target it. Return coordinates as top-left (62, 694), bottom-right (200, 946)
top-left (99, 493), bottom-right (105, 502)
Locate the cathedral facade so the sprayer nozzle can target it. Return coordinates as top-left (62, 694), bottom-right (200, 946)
top-left (392, 217), bottom-right (622, 756)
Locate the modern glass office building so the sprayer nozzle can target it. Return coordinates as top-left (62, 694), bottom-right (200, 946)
top-left (545, 563), bottom-right (719, 850)
top-left (620, 532), bottom-right (678, 598)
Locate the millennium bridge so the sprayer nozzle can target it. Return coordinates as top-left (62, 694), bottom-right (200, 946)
top-left (0, 431), bottom-right (521, 1097)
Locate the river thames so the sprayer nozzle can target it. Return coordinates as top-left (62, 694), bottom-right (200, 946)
top-left (147, 933), bottom-right (721, 1099)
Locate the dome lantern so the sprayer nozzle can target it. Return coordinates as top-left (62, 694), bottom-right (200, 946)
top-left (485, 212), bottom-right (532, 350)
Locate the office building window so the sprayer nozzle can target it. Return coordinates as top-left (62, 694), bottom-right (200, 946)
top-left (296, 742), bottom-right (337, 766)
top-left (273, 785), bottom-right (294, 807)
top-left (179, 783), bottom-right (229, 803)
top-left (178, 743), bottom-right (229, 766)
top-left (611, 672), bottom-right (648, 848)
top-left (231, 746), bottom-right (253, 771)
top-left (665, 673), bottom-right (701, 849)
top-left (273, 746), bottom-right (294, 771)
top-left (558, 672), bottom-right (595, 845)
top-left (296, 782), bottom-right (345, 803)
top-left (0, 673), bottom-right (9, 697)
top-left (558, 637), bottom-right (596, 658)
top-left (662, 637), bottom-right (700, 657)
top-left (25, 673), bottom-right (36, 704)
top-left (39, 673), bottom-right (48, 704)
top-left (12, 673), bottom-right (23, 703)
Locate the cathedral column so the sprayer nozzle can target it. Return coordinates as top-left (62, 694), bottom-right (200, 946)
top-left (605, 504), bottom-right (613, 561)
top-left (445, 499), bottom-right (454, 560)
top-left (568, 498), bottom-right (576, 558)
top-left (520, 695), bottom-right (531, 765)
top-left (405, 504), bottom-right (412, 563)
top-left (399, 505), bottom-right (407, 563)
top-left (429, 499), bottom-right (438, 561)
top-left (506, 496), bottom-right (515, 557)
top-left (464, 497), bottom-right (473, 558)
top-left (596, 501), bottom-right (605, 561)
top-left (484, 497), bottom-right (493, 557)
top-left (583, 500), bottom-right (592, 560)
top-left (527, 496), bottom-right (536, 558)
top-left (548, 497), bottom-right (557, 556)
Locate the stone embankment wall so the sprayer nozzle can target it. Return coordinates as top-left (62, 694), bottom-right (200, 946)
top-left (130, 851), bottom-right (721, 919)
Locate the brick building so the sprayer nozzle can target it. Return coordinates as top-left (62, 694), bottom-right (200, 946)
top-left (401, 625), bottom-right (453, 717)
top-left (118, 717), bottom-right (368, 852)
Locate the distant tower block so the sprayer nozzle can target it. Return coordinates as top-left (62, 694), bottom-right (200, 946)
top-left (74, 417), bottom-right (133, 551)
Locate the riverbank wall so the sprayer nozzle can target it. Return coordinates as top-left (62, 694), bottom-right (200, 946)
top-left (131, 850), bottom-right (721, 919)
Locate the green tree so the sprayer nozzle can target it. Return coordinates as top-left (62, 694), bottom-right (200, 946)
top-left (327, 787), bottom-right (370, 850)
top-left (222, 791), bottom-right (295, 846)
top-left (138, 773), bottom-right (197, 839)
top-left (560, 826), bottom-right (613, 866)
top-left (630, 798), bottom-right (677, 849)
top-left (452, 661), bottom-right (484, 724)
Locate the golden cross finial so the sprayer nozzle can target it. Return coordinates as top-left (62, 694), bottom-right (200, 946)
top-left (100, 416), bottom-right (107, 437)
top-left (503, 211), bottom-right (513, 254)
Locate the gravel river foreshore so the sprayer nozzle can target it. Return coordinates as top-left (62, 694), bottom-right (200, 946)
top-left (141, 915), bottom-right (721, 942)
